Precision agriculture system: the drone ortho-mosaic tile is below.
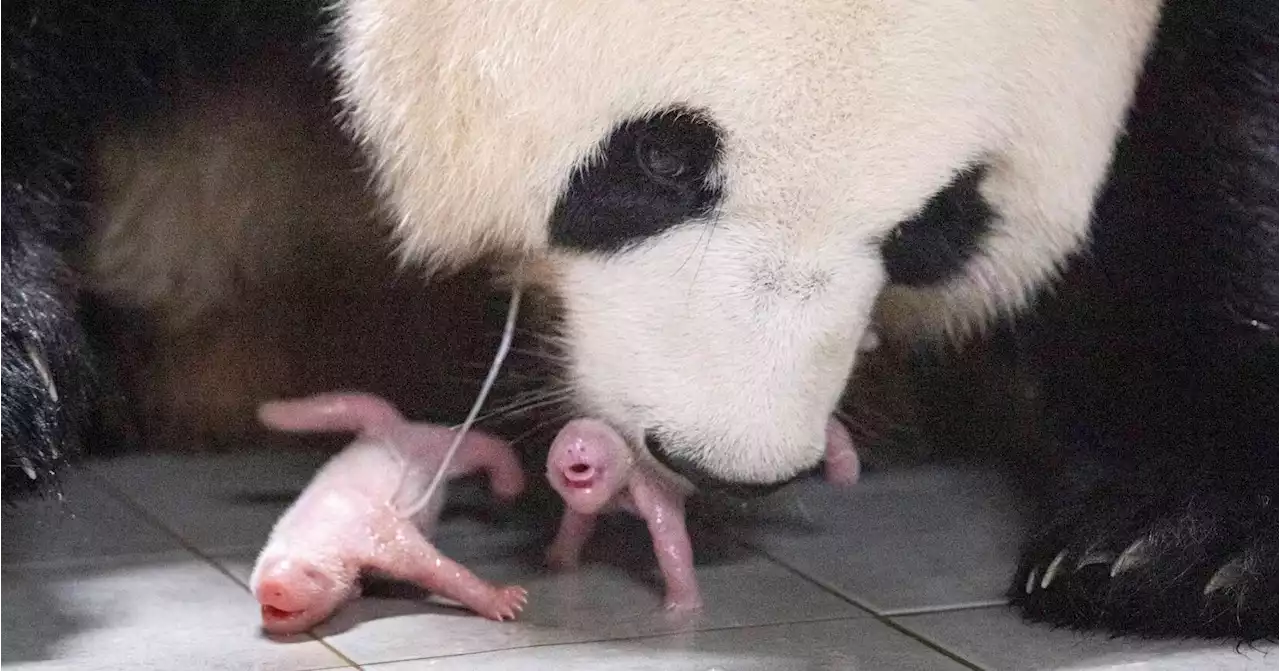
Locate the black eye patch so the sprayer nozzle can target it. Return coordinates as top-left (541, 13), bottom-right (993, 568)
top-left (881, 165), bottom-right (996, 287)
top-left (549, 107), bottom-right (724, 254)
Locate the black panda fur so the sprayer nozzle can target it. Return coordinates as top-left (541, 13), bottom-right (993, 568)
top-left (1005, 0), bottom-right (1277, 639)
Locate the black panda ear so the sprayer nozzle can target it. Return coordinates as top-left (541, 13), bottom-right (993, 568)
top-left (549, 107), bottom-right (724, 254)
top-left (880, 165), bottom-right (996, 287)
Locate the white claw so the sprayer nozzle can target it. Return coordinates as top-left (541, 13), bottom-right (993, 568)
top-left (23, 341), bottom-right (59, 402)
top-left (1075, 550), bottom-right (1116, 570)
top-left (1025, 567), bottom-right (1039, 594)
top-left (1040, 549), bottom-right (1069, 589)
top-left (1110, 537), bottom-right (1151, 578)
top-left (1203, 556), bottom-right (1249, 596)
top-left (20, 457), bottom-right (37, 480)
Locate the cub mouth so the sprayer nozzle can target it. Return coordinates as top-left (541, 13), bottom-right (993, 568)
top-left (261, 605), bottom-right (304, 620)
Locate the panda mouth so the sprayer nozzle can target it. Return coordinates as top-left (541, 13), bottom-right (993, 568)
top-left (644, 439), bottom-right (789, 500)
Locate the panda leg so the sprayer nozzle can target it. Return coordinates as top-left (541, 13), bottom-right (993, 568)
top-left (1009, 369), bottom-right (1278, 641)
top-left (2, 197), bottom-right (96, 499)
top-left (0, 0), bottom-right (183, 499)
top-left (1, 1), bottom-right (136, 501)
top-left (1007, 0), bottom-right (1277, 639)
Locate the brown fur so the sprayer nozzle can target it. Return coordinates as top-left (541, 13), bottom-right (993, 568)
top-left (82, 49), bottom-right (499, 451)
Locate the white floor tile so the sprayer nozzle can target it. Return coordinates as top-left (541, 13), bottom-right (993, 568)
top-left (362, 618), bottom-right (971, 671)
top-left (744, 467), bottom-right (1025, 614)
top-left (89, 451), bottom-right (334, 554)
top-left (896, 606), bottom-right (1277, 671)
top-left (1, 553), bottom-right (353, 671)
top-left (307, 546), bottom-right (864, 665)
top-left (1, 469), bottom-right (179, 568)
top-left (10, 456), bottom-right (1262, 671)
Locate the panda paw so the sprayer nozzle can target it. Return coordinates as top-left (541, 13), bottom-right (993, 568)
top-left (2, 213), bottom-right (96, 501)
top-left (1010, 465), bottom-right (1278, 641)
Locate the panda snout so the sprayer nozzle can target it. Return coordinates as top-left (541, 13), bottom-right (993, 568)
top-left (643, 432), bottom-right (790, 499)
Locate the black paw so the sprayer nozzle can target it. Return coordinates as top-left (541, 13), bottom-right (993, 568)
top-left (1, 199), bottom-right (96, 501)
top-left (1010, 462), bottom-right (1278, 640)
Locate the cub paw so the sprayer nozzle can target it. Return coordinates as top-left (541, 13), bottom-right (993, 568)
top-left (661, 591), bottom-right (705, 613)
top-left (479, 585), bottom-right (528, 621)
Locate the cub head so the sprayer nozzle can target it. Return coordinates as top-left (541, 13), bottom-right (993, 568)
top-left (334, 0), bottom-right (1160, 490)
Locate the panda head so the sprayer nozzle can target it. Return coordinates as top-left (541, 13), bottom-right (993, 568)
top-left (334, 0), bottom-right (1160, 490)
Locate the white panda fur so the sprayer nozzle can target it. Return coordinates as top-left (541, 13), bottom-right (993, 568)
top-left (334, 0), bottom-right (1161, 484)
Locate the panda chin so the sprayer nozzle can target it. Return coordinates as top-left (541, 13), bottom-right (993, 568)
top-left (643, 433), bottom-right (790, 500)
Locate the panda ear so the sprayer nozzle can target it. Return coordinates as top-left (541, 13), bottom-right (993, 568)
top-left (876, 2), bottom-right (1161, 341)
top-left (880, 165), bottom-right (995, 288)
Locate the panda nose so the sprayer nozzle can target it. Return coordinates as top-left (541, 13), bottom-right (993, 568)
top-left (644, 432), bottom-right (787, 499)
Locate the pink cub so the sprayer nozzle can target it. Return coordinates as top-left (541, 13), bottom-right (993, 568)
top-left (822, 419), bottom-right (861, 486)
top-left (250, 392), bottom-right (528, 635)
top-left (543, 418), bottom-right (860, 612)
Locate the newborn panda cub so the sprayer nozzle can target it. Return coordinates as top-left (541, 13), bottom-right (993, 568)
top-left (545, 417), bottom-right (859, 611)
top-left (250, 393), bottom-right (528, 634)
top-left (541, 331), bottom-right (875, 610)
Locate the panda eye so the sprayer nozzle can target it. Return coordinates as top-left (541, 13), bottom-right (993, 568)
top-left (636, 136), bottom-right (692, 186)
top-left (549, 107), bottom-right (723, 253)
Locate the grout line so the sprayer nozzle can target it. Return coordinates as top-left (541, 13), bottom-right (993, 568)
top-left (83, 470), bottom-right (367, 670)
top-left (77, 465), bottom-right (986, 670)
top-left (353, 613), bottom-right (881, 667)
top-left (77, 470), bottom-right (247, 585)
top-left (885, 602), bottom-right (1010, 617)
top-left (746, 541), bottom-right (989, 671)
top-left (874, 619), bottom-right (993, 671)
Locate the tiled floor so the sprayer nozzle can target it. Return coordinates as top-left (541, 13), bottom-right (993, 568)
top-left (3, 451), bottom-right (1274, 670)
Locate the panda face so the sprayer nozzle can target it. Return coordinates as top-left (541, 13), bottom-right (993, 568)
top-left (335, 0), bottom-right (1161, 488)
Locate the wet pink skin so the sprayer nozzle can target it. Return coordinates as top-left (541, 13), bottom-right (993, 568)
top-left (823, 418), bottom-right (861, 487)
top-left (250, 392), bottom-right (528, 635)
top-left (544, 418), bottom-right (700, 611)
top-left (544, 417), bottom-right (859, 612)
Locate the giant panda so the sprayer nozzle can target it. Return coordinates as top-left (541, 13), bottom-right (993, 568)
top-left (2, 0), bottom-right (1275, 643)
top-left (329, 0), bottom-right (1277, 639)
